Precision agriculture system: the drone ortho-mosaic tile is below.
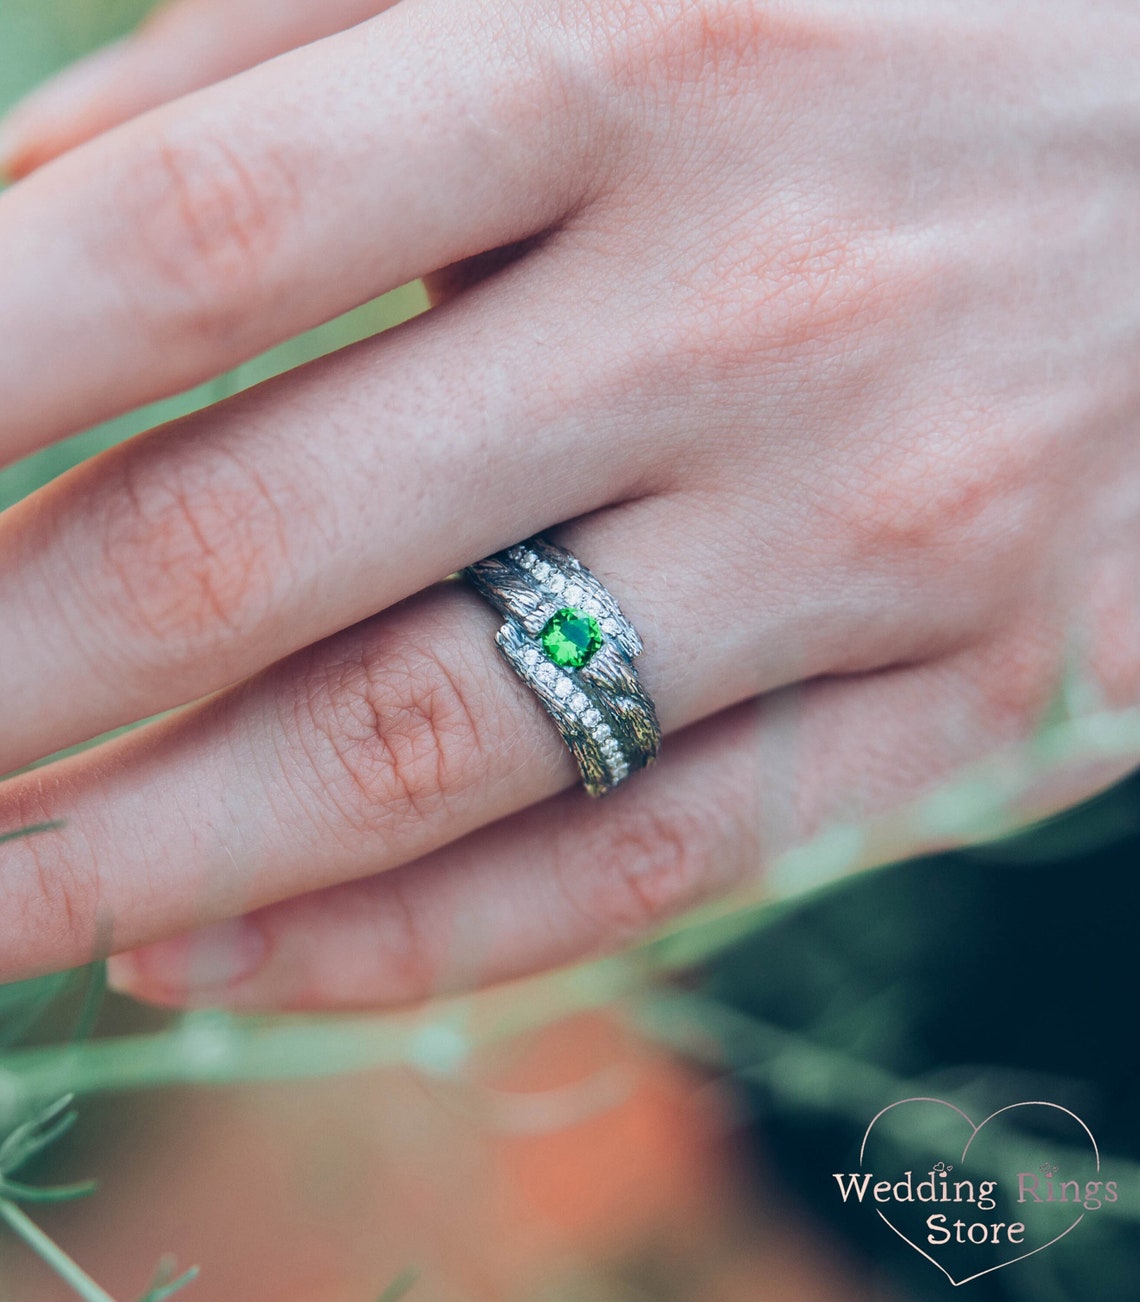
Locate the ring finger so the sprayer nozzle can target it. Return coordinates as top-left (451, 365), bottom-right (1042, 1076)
top-left (1, 486), bottom-right (785, 983)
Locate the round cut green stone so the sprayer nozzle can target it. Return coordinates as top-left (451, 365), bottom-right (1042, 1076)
top-left (540, 607), bottom-right (603, 668)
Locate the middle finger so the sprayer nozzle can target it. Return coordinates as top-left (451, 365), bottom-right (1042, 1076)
top-left (0, 255), bottom-right (671, 773)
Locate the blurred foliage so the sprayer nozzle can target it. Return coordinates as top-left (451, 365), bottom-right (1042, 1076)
top-left (694, 787), bottom-right (1140, 1302)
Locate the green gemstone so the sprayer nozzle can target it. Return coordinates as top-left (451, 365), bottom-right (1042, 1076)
top-left (540, 607), bottom-right (604, 668)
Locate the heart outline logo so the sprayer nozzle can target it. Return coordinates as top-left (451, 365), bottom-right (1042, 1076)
top-left (859, 1097), bottom-right (1100, 1287)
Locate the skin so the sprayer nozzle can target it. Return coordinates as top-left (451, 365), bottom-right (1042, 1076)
top-left (0, 0), bottom-right (1137, 1009)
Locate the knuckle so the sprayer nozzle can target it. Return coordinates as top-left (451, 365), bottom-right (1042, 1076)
top-left (558, 803), bottom-right (713, 943)
top-left (841, 419), bottom-right (1047, 571)
top-left (846, 446), bottom-right (982, 561)
top-left (111, 129), bottom-right (298, 343)
top-left (586, 0), bottom-right (795, 90)
top-left (282, 877), bottom-right (441, 1010)
top-left (635, 181), bottom-right (899, 397)
top-left (682, 224), bottom-right (884, 382)
top-left (96, 442), bottom-right (292, 663)
top-left (970, 621), bottom-right (1066, 739)
top-left (292, 637), bottom-right (484, 838)
top-left (356, 879), bottom-right (440, 1007)
top-left (0, 816), bottom-right (102, 975)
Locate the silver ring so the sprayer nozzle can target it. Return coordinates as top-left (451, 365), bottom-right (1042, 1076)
top-left (463, 536), bottom-right (661, 796)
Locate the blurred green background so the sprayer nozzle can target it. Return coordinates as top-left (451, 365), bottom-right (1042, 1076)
top-left (1, 4), bottom-right (1138, 1301)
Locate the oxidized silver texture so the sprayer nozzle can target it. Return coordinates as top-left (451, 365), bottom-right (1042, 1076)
top-left (463, 536), bottom-right (661, 796)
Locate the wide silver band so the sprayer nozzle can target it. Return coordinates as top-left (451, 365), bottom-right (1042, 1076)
top-left (463, 537), bottom-right (661, 796)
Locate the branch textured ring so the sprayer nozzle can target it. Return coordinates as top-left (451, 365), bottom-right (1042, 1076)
top-left (464, 536), bottom-right (662, 796)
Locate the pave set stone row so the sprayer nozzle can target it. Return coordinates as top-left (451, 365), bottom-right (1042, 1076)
top-left (507, 545), bottom-right (625, 641)
top-left (506, 544), bottom-right (630, 783)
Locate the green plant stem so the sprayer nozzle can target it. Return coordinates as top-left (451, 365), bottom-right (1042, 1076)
top-left (0, 1176), bottom-right (97, 1202)
top-left (376, 1267), bottom-right (420, 1301)
top-left (0, 821), bottom-right (65, 846)
top-left (0, 1199), bottom-right (116, 1302)
top-left (138, 1262), bottom-right (199, 1302)
top-left (70, 964), bottom-right (108, 1045)
top-left (0, 959), bottom-right (643, 1112)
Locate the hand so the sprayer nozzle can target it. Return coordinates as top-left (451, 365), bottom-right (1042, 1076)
top-left (0, 0), bottom-right (1137, 1009)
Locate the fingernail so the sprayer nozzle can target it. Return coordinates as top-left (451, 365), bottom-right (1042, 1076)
top-left (108, 917), bottom-right (269, 998)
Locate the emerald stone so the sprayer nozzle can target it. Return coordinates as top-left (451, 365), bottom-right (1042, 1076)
top-left (540, 607), bottom-right (603, 668)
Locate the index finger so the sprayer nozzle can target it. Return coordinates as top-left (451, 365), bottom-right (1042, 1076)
top-left (0, 0), bottom-right (396, 179)
top-left (0, 0), bottom-right (596, 465)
